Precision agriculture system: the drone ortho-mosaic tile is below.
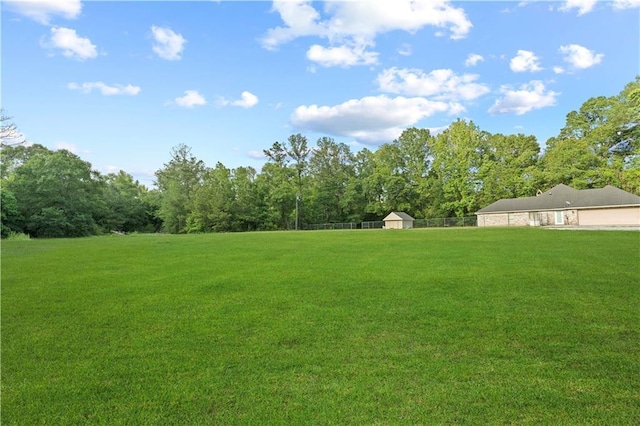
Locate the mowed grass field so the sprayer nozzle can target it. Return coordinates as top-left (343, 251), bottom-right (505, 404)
top-left (2, 228), bottom-right (639, 424)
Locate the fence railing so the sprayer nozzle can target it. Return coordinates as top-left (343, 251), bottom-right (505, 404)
top-left (304, 216), bottom-right (477, 230)
top-left (305, 222), bottom-right (359, 230)
top-left (414, 216), bottom-right (477, 228)
top-left (361, 221), bottom-right (384, 229)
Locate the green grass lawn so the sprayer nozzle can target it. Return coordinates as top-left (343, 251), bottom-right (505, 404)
top-left (2, 228), bottom-right (639, 424)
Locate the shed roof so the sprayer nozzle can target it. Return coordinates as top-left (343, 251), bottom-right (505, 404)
top-left (383, 212), bottom-right (415, 221)
top-left (476, 184), bottom-right (640, 214)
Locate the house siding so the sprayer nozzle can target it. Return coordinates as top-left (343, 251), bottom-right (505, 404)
top-left (384, 220), bottom-right (413, 229)
top-left (578, 207), bottom-right (640, 226)
top-left (383, 212), bottom-right (414, 229)
top-left (477, 213), bottom-right (507, 227)
top-left (478, 212), bottom-right (528, 227)
top-left (384, 220), bottom-right (402, 229)
top-left (477, 210), bottom-right (578, 227)
top-left (476, 185), bottom-right (640, 228)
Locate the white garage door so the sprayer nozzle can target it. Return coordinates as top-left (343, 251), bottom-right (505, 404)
top-left (578, 208), bottom-right (640, 226)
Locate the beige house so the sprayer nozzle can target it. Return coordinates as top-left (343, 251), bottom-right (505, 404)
top-left (476, 184), bottom-right (640, 227)
top-left (383, 212), bottom-right (414, 229)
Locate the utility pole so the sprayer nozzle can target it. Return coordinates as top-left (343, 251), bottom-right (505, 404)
top-left (295, 193), bottom-right (301, 230)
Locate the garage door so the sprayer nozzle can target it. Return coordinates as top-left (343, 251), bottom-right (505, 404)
top-left (578, 208), bottom-right (640, 226)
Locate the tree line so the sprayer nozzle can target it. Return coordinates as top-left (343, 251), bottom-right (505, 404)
top-left (1, 78), bottom-right (638, 238)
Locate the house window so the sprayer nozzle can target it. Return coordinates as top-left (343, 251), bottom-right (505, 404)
top-left (554, 211), bottom-right (564, 225)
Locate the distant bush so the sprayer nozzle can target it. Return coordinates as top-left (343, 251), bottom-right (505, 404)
top-left (5, 231), bottom-right (30, 241)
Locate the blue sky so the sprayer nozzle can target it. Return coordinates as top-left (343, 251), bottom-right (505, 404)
top-left (2, 0), bottom-right (638, 187)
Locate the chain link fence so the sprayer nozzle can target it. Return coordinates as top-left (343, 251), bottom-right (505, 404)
top-left (361, 221), bottom-right (384, 229)
top-left (414, 216), bottom-right (477, 228)
top-left (305, 222), bottom-right (359, 230)
top-left (304, 216), bottom-right (477, 230)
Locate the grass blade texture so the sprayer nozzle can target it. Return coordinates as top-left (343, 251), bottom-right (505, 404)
top-left (2, 228), bottom-right (639, 424)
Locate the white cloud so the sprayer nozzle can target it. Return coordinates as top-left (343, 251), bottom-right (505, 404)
top-left (102, 165), bottom-right (122, 174)
top-left (376, 67), bottom-right (490, 101)
top-left (233, 91), bottom-right (259, 108)
top-left (559, 44), bottom-right (603, 70)
top-left (488, 81), bottom-right (559, 115)
top-left (97, 166), bottom-right (156, 187)
top-left (306, 43), bottom-right (378, 67)
top-left (553, 66), bottom-right (565, 74)
top-left (42, 27), bottom-right (97, 61)
top-left (55, 141), bottom-right (78, 153)
top-left (427, 125), bottom-right (449, 136)
top-left (398, 43), bottom-right (412, 56)
top-left (262, 0), bottom-right (472, 47)
top-left (151, 26), bottom-right (186, 61)
top-left (510, 50), bottom-right (543, 72)
top-left (248, 150), bottom-right (266, 159)
top-left (613, 0), bottom-right (640, 8)
top-left (219, 91), bottom-right (259, 108)
top-left (555, 0), bottom-right (638, 13)
top-left (464, 53), bottom-right (484, 67)
top-left (261, 0), bottom-right (472, 67)
top-left (291, 95), bottom-right (464, 145)
top-left (558, 0), bottom-right (597, 15)
top-left (67, 82), bottom-right (141, 96)
top-left (260, 0), bottom-right (324, 50)
top-left (4, 0), bottom-right (81, 24)
top-left (333, 0), bottom-right (473, 40)
top-left (175, 90), bottom-right (206, 108)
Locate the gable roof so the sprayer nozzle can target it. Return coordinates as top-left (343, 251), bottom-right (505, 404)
top-left (383, 211), bottom-right (414, 221)
top-left (476, 184), bottom-right (640, 214)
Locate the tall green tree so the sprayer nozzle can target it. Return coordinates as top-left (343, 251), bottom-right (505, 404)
top-left (261, 141), bottom-right (293, 229)
top-left (155, 144), bottom-right (206, 233)
top-left (359, 128), bottom-right (435, 218)
top-left (430, 119), bottom-right (487, 217)
top-left (285, 133), bottom-right (310, 198)
top-left (1, 188), bottom-right (19, 238)
top-left (612, 78), bottom-right (640, 193)
top-left (1, 143), bottom-right (50, 180)
top-left (540, 77), bottom-right (640, 193)
top-left (307, 137), bottom-right (356, 223)
top-left (100, 171), bottom-right (158, 233)
top-left (259, 135), bottom-right (310, 229)
top-left (393, 127), bottom-right (434, 217)
top-left (187, 162), bottom-right (234, 233)
top-left (7, 149), bottom-right (106, 237)
top-left (353, 148), bottom-right (380, 220)
top-left (356, 142), bottom-right (410, 218)
top-left (230, 166), bottom-right (262, 231)
top-left (479, 133), bottom-right (540, 205)
top-left (538, 136), bottom-right (603, 189)
top-left (256, 160), bottom-right (295, 230)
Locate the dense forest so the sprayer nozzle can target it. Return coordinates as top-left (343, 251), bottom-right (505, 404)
top-left (1, 78), bottom-right (638, 238)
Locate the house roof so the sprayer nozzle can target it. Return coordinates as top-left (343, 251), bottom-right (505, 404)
top-left (476, 184), bottom-right (640, 214)
top-left (383, 211), bottom-right (415, 221)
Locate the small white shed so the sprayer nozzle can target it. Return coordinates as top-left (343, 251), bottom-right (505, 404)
top-left (383, 212), bottom-right (414, 229)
